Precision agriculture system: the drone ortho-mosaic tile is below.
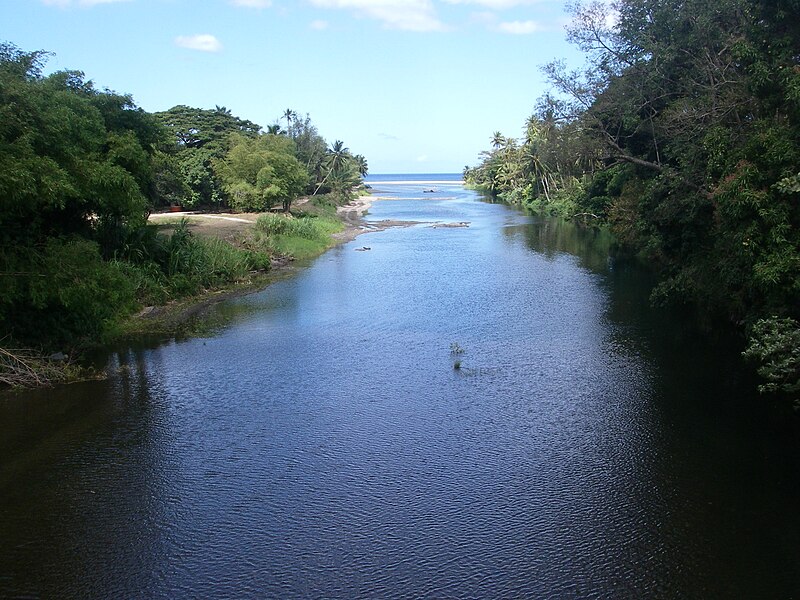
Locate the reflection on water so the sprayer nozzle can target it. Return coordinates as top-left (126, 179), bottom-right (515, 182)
top-left (1, 182), bottom-right (798, 598)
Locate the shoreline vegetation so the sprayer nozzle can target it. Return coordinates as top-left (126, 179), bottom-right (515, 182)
top-left (0, 41), bottom-right (374, 389)
top-left (464, 0), bottom-right (800, 406)
top-left (1, 194), bottom-right (377, 390)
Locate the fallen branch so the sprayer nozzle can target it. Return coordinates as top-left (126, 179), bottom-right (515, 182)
top-left (0, 347), bottom-right (68, 388)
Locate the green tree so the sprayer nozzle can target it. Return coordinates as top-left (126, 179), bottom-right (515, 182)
top-left (0, 43), bottom-right (158, 248)
top-left (215, 133), bottom-right (309, 212)
top-left (0, 42), bottom-right (165, 345)
top-left (155, 105), bottom-right (262, 208)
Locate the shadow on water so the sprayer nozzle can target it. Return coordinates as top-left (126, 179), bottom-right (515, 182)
top-left (511, 213), bottom-right (800, 597)
top-left (0, 351), bottom-right (174, 598)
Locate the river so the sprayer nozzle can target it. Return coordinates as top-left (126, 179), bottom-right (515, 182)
top-left (1, 175), bottom-right (799, 598)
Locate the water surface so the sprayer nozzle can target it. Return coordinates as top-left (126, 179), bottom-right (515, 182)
top-left (1, 178), bottom-right (798, 598)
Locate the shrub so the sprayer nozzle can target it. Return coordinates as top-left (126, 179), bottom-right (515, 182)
top-left (743, 317), bottom-right (800, 400)
top-left (0, 237), bottom-right (136, 347)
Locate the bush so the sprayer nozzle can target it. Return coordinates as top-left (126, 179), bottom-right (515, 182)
top-left (118, 220), bottom-right (270, 302)
top-left (743, 317), bottom-right (800, 400)
top-left (0, 237), bottom-right (136, 347)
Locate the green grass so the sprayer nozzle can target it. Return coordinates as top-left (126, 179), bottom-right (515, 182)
top-left (254, 213), bottom-right (343, 260)
top-left (116, 219), bottom-right (271, 305)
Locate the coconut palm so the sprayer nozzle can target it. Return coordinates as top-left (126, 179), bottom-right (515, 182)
top-left (313, 140), bottom-right (350, 195)
top-left (491, 131), bottom-right (505, 150)
top-left (354, 154), bottom-right (368, 177)
top-left (282, 108), bottom-right (296, 137)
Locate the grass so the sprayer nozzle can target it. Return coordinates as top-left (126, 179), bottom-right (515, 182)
top-left (253, 213), bottom-right (343, 260)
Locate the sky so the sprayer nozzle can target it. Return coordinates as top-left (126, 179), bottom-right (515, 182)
top-left (2, 0), bottom-right (587, 173)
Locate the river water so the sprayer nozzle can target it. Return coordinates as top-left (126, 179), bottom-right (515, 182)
top-left (1, 176), bottom-right (799, 598)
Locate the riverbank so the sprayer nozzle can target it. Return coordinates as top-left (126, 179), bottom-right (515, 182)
top-left (122, 195), bottom-right (383, 332)
top-left (134, 193), bottom-right (425, 331)
top-left (1, 194), bottom-right (380, 390)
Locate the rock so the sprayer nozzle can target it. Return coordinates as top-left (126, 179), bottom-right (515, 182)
top-left (48, 352), bottom-right (67, 362)
top-left (137, 306), bottom-right (156, 317)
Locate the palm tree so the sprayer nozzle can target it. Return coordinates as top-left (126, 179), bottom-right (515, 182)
top-left (313, 140), bottom-right (350, 195)
top-left (491, 131), bottom-right (505, 150)
top-left (266, 124), bottom-right (282, 135)
top-left (329, 140), bottom-right (349, 167)
top-left (354, 154), bottom-right (368, 177)
top-left (283, 108), bottom-right (296, 137)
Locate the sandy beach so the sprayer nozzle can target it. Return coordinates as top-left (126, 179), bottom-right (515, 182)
top-left (333, 193), bottom-right (420, 242)
top-left (147, 193), bottom-right (417, 246)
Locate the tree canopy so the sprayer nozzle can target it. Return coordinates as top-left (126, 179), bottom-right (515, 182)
top-left (215, 133), bottom-right (309, 212)
top-left (0, 43), bottom-right (160, 246)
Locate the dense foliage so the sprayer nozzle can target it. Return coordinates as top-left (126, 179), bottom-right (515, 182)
top-left (466, 0), bottom-right (800, 402)
top-left (0, 42), bottom-right (366, 358)
top-left (154, 105), bottom-right (368, 210)
top-left (215, 133), bottom-right (308, 212)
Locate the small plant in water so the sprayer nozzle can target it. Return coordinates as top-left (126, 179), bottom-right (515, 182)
top-left (450, 342), bottom-right (465, 371)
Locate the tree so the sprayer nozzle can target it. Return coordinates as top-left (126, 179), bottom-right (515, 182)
top-left (215, 133), bottom-right (308, 212)
top-left (282, 108), bottom-right (297, 138)
top-left (0, 42), bottom-right (164, 345)
top-left (314, 140), bottom-right (350, 195)
top-left (491, 131), bottom-right (505, 150)
top-left (541, 0), bottom-right (800, 326)
top-left (291, 113), bottom-right (328, 190)
top-left (155, 105), bottom-right (262, 207)
top-left (0, 43), bottom-right (159, 247)
top-left (354, 154), bottom-right (368, 178)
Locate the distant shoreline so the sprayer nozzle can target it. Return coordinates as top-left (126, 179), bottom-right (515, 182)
top-left (367, 179), bottom-right (464, 186)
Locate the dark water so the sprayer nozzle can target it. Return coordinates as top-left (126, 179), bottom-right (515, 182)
top-left (2, 180), bottom-right (799, 599)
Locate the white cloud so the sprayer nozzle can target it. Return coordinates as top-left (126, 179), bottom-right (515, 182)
top-left (496, 19), bottom-right (543, 34)
top-left (42, 0), bottom-right (130, 6)
top-left (175, 34), bottom-right (223, 52)
top-left (416, 154), bottom-right (428, 162)
top-left (310, 19), bottom-right (329, 30)
top-left (309, 0), bottom-right (445, 32)
top-left (440, 0), bottom-right (540, 8)
top-left (230, 0), bottom-right (272, 7)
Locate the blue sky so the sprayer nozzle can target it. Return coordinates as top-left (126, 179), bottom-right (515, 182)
top-left (3, 0), bottom-right (586, 173)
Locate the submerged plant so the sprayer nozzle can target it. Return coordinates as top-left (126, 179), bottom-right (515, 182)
top-left (450, 342), bottom-right (465, 371)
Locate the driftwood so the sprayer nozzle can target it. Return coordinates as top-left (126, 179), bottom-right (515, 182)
top-left (0, 347), bottom-right (68, 387)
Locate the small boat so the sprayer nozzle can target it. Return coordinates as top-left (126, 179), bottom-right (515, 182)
top-left (423, 188), bottom-right (438, 193)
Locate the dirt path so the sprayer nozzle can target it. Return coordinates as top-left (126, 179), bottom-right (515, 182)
top-left (148, 212), bottom-right (261, 242)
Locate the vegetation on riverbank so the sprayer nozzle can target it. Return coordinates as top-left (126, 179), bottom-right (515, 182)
top-left (465, 0), bottom-right (800, 404)
top-left (0, 41), bottom-right (367, 387)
